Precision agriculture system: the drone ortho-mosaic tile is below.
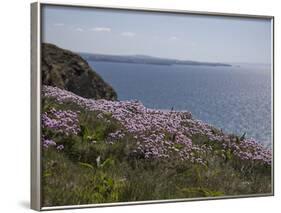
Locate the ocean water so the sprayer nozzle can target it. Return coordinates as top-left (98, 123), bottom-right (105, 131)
top-left (88, 61), bottom-right (272, 147)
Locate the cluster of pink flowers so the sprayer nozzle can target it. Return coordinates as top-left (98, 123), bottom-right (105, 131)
top-left (225, 138), bottom-right (272, 165)
top-left (42, 138), bottom-right (56, 148)
top-left (42, 85), bottom-right (271, 165)
top-left (42, 108), bottom-right (80, 136)
top-left (108, 130), bottom-right (126, 142)
top-left (42, 138), bottom-right (64, 151)
top-left (42, 107), bottom-right (80, 152)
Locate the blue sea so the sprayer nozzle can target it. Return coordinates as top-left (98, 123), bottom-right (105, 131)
top-left (88, 61), bottom-right (272, 147)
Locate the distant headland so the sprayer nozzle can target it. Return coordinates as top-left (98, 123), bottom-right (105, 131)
top-left (79, 53), bottom-right (232, 67)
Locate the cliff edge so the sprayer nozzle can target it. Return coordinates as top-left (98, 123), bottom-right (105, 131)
top-left (41, 43), bottom-right (117, 100)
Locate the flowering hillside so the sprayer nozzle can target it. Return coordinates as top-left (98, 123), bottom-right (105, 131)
top-left (41, 85), bottom-right (272, 206)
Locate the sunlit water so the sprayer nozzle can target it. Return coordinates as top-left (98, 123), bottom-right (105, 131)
top-left (87, 61), bottom-right (272, 147)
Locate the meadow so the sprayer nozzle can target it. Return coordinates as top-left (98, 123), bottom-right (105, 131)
top-left (41, 85), bottom-right (272, 206)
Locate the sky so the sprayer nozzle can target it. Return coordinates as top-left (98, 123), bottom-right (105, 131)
top-left (42, 5), bottom-right (272, 64)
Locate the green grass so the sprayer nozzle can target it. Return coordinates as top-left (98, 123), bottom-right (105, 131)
top-left (41, 97), bottom-right (272, 206)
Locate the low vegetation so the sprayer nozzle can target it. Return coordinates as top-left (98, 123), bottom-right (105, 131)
top-left (42, 85), bottom-right (272, 207)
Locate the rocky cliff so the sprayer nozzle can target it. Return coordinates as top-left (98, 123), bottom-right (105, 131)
top-left (41, 43), bottom-right (117, 100)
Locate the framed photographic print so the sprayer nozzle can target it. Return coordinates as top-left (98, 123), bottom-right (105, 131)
top-left (31, 1), bottom-right (274, 211)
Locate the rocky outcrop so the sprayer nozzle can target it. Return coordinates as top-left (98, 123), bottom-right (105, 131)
top-left (41, 43), bottom-right (117, 100)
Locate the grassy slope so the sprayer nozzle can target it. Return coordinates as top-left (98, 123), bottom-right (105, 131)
top-left (42, 96), bottom-right (271, 207)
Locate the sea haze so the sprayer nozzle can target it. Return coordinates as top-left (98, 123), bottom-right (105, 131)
top-left (86, 60), bottom-right (272, 147)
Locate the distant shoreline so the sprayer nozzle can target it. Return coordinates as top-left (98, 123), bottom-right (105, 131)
top-left (80, 52), bottom-right (232, 67)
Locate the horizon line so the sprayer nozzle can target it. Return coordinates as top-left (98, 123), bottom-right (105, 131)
top-left (77, 51), bottom-right (271, 66)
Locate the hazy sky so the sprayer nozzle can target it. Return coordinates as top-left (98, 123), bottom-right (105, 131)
top-left (42, 5), bottom-right (272, 64)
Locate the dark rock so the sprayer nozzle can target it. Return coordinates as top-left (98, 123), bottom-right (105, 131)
top-left (41, 43), bottom-right (117, 100)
